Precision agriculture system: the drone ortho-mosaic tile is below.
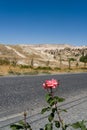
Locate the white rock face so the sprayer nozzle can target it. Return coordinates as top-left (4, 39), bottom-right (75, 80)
top-left (0, 44), bottom-right (86, 66)
top-left (5, 45), bottom-right (26, 58)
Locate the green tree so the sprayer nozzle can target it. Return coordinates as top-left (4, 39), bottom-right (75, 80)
top-left (59, 54), bottom-right (62, 69)
top-left (0, 58), bottom-right (10, 65)
top-left (30, 58), bottom-right (34, 68)
top-left (11, 58), bottom-right (17, 67)
top-left (76, 62), bottom-right (79, 68)
top-left (68, 58), bottom-right (75, 69)
top-left (80, 54), bottom-right (87, 67)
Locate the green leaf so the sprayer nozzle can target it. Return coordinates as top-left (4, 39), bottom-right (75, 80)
top-left (41, 107), bottom-right (51, 114)
top-left (45, 123), bottom-right (53, 130)
top-left (49, 99), bottom-right (55, 106)
top-left (45, 94), bottom-right (53, 104)
top-left (58, 108), bottom-right (67, 112)
top-left (54, 96), bottom-right (65, 102)
top-left (52, 108), bottom-right (57, 113)
top-left (71, 122), bottom-right (80, 129)
top-left (71, 120), bottom-right (87, 130)
top-left (81, 124), bottom-right (86, 130)
top-left (26, 122), bottom-right (31, 128)
top-left (54, 120), bottom-right (60, 128)
top-left (18, 120), bottom-right (25, 126)
top-left (80, 120), bottom-right (87, 130)
top-left (10, 126), bottom-right (18, 130)
top-left (10, 121), bottom-right (32, 130)
top-left (64, 124), bottom-right (70, 129)
top-left (48, 113), bottom-right (54, 122)
top-left (62, 109), bottom-right (67, 112)
top-left (45, 94), bottom-right (51, 101)
top-left (10, 124), bottom-right (23, 129)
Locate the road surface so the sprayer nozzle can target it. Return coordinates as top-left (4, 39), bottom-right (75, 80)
top-left (0, 73), bottom-right (87, 119)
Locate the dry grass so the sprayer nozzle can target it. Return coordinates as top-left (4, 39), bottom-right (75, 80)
top-left (0, 64), bottom-right (87, 76)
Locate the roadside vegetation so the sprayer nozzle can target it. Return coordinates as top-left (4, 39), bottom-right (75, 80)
top-left (0, 56), bottom-right (87, 76)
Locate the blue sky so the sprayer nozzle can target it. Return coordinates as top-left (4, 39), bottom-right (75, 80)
top-left (0, 0), bottom-right (87, 46)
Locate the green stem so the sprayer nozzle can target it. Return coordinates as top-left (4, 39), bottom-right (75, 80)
top-left (51, 88), bottom-right (65, 130)
top-left (55, 103), bottom-right (65, 130)
top-left (50, 88), bottom-right (65, 129)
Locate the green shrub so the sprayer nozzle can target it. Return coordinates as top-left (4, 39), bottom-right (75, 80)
top-left (0, 58), bottom-right (10, 65)
top-left (54, 67), bottom-right (61, 70)
top-left (8, 70), bottom-right (15, 74)
top-left (8, 70), bottom-right (21, 75)
top-left (20, 65), bottom-right (30, 69)
top-left (35, 66), bottom-right (53, 70)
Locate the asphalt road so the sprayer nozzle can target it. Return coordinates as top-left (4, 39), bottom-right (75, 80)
top-left (0, 73), bottom-right (87, 118)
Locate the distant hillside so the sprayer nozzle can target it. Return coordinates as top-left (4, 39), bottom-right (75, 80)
top-left (0, 44), bottom-right (87, 67)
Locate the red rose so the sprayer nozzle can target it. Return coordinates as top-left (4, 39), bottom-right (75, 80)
top-left (43, 79), bottom-right (59, 89)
